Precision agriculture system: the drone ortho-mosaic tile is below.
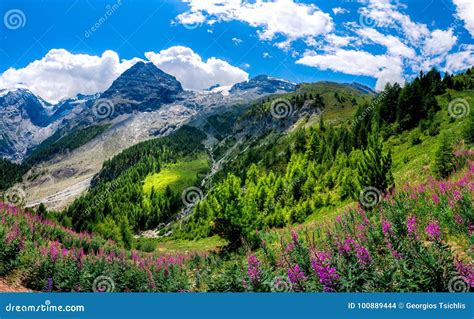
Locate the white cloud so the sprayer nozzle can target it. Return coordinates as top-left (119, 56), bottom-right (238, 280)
top-left (176, 0), bottom-right (333, 46)
top-left (232, 37), bottom-right (243, 45)
top-left (145, 46), bottom-right (248, 90)
top-left (324, 34), bottom-right (357, 49)
top-left (360, 0), bottom-right (429, 43)
top-left (263, 52), bottom-right (271, 58)
top-left (296, 49), bottom-right (404, 90)
top-left (453, 0), bottom-right (474, 37)
top-left (0, 49), bottom-right (141, 103)
top-left (444, 46), bottom-right (474, 72)
top-left (423, 29), bottom-right (457, 56)
top-left (0, 46), bottom-right (248, 102)
top-left (332, 7), bottom-right (349, 15)
top-left (356, 28), bottom-right (416, 58)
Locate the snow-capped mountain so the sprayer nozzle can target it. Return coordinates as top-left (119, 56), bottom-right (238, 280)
top-left (0, 63), bottom-right (296, 162)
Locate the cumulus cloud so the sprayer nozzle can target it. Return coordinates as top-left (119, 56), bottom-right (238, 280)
top-left (294, 0), bottom-right (470, 90)
top-left (332, 7), bottom-right (349, 15)
top-left (444, 46), bottom-right (474, 72)
top-left (453, 0), bottom-right (474, 37)
top-left (175, 0), bottom-right (333, 47)
top-left (359, 0), bottom-right (429, 43)
top-left (0, 49), bottom-right (141, 103)
top-left (356, 28), bottom-right (416, 58)
top-left (0, 46), bottom-right (248, 102)
top-left (423, 29), bottom-right (457, 56)
top-left (296, 49), bottom-right (404, 90)
top-left (145, 46), bottom-right (248, 90)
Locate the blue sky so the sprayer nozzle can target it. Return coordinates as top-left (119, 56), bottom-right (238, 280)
top-left (0, 0), bottom-right (473, 103)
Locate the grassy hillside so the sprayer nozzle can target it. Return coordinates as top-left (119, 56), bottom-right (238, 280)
top-left (143, 153), bottom-right (209, 197)
top-left (1, 160), bottom-right (471, 292)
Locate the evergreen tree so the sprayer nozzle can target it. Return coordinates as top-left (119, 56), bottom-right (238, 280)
top-left (463, 110), bottom-right (474, 144)
top-left (433, 133), bottom-right (455, 178)
top-left (319, 114), bottom-right (325, 131)
top-left (357, 133), bottom-right (394, 194)
top-left (37, 203), bottom-right (47, 218)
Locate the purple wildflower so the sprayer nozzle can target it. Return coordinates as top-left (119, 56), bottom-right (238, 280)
top-left (355, 245), bottom-right (372, 267)
top-left (432, 194), bottom-right (441, 205)
top-left (456, 260), bottom-right (474, 287)
top-left (381, 219), bottom-right (392, 234)
top-left (311, 252), bottom-right (339, 292)
top-left (406, 215), bottom-right (417, 235)
top-left (247, 255), bottom-right (261, 284)
top-left (291, 230), bottom-right (299, 244)
top-left (425, 220), bottom-right (442, 241)
top-left (49, 242), bottom-right (59, 262)
top-left (453, 190), bottom-right (462, 202)
top-left (287, 264), bottom-right (307, 284)
top-left (44, 277), bottom-right (53, 292)
top-left (439, 182), bottom-right (447, 194)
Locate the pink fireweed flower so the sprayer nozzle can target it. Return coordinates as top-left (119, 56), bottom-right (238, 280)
top-left (287, 264), bottom-right (307, 284)
top-left (406, 215), bottom-right (417, 236)
top-left (432, 194), bottom-right (441, 205)
top-left (381, 219), bottom-right (392, 234)
top-left (147, 269), bottom-right (156, 289)
top-left (49, 242), bottom-right (59, 262)
top-left (355, 245), bottom-right (372, 267)
top-left (454, 214), bottom-right (464, 225)
top-left (131, 251), bottom-right (140, 263)
top-left (247, 255), bottom-right (261, 284)
top-left (291, 229), bottom-right (299, 244)
top-left (341, 238), bottom-right (355, 255)
top-left (418, 184), bottom-right (425, 194)
top-left (453, 190), bottom-right (462, 202)
top-left (456, 260), bottom-right (474, 288)
top-left (6, 224), bottom-right (20, 244)
top-left (355, 223), bottom-right (367, 241)
top-left (425, 221), bottom-right (442, 241)
top-left (311, 252), bottom-right (339, 292)
top-left (438, 182), bottom-right (447, 194)
top-left (285, 242), bottom-right (295, 253)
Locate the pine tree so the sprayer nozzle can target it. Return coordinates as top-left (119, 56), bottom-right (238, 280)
top-left (319, 114), bottom-right (325, 131)
top-left (433, 133), bottom-right (455, 178)
top-left (357, 133), bottom-right (394, 194)
top-left (463, 111), bottom-right (474, 144)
